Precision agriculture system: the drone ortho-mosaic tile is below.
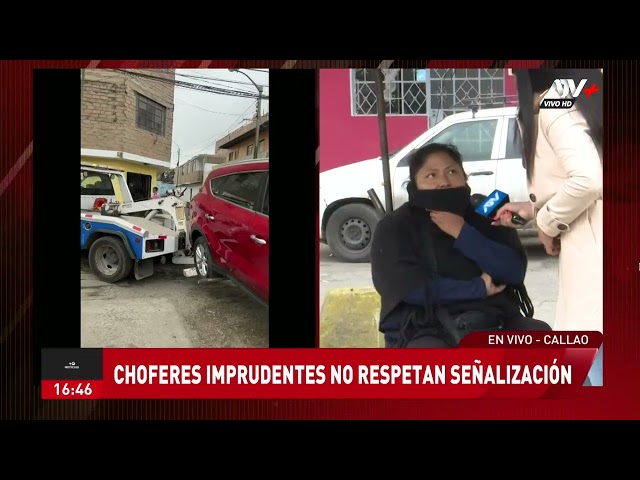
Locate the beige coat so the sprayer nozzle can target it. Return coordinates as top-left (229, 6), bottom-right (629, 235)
top-left (528, 89), bottom-right (603, 333)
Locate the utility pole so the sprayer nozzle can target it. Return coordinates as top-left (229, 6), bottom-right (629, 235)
top-left (172, 141), bottom-right (181, 185)
top-left (374, 69), bottom-right (394, 214)
top-left (253, 85), bottom-right (263, 159)
top-left (172, 141), bottom-right (181, 168)
top-left (229, 68), bottom-right (263, 159)
top-left (175, 146), bottom-right (181, 184)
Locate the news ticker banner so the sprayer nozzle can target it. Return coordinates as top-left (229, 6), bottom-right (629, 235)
top-left (41, 332), bottom-right (602, 400)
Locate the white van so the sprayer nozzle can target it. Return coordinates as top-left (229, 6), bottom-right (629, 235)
top-left (319, 106), bottom-right (533, 263)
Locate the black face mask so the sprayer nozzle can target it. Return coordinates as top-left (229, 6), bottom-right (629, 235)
top-left (407, 183), bottom-right (471, 216)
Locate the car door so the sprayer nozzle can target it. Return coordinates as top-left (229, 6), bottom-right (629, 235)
top-left (393, 116), bottom-right (503, 205)
top-left (195, 175), bottom-right (230, 271)
top-left (246, 174), bottom-right (269, 302)
top-left (212, 170), bottom-right (268, 299)
top-left (495, 116), bottom-right (529, 202)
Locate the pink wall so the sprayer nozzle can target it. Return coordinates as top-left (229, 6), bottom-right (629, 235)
top-left (319, 69), bottom-right (428, 173)
top-left (504, 69), bottom-right (518, 106)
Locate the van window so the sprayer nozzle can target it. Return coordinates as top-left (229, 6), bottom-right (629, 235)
top-left (81, 171), bottom-right (115, 196)
top-left (397, 118), bottom-right (498, 167)
top-left (505, 117), bottom-right (523, 159)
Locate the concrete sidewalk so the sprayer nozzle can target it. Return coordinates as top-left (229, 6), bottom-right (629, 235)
top-left (319, 241), bottom-right (559, 347)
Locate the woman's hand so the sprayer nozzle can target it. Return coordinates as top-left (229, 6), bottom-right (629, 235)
top-left (480, 273), bottom-right (506, 296)
top-left (539, 230), bottom-right (561, 256)
top-left (430, 211), bottom-right (465, 238)
top-left (491, 202), bottom-right (535, 228)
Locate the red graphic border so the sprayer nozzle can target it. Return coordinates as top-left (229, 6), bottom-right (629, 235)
top-left (2, 59), bottom-right (633, 420)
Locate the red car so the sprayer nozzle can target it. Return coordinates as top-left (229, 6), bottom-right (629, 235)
top-left (189, 158), bottom-right (269, 306)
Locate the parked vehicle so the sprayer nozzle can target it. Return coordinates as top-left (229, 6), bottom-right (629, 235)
top-left (80, 165), bottom-right (191, 283)
top-left (320, 106), bottom-right (535, 263)
top-left (189, 158), bottom-right (269, 307)
top-left (81, 165), bottom-right (119, 210)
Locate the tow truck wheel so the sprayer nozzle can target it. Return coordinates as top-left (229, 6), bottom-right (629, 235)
top-left (326, 203), bottom-right (380, 263)
top-left (88, 236), bottom-right (134, 283)
top-left (193, 237), bottom-right (217, 279)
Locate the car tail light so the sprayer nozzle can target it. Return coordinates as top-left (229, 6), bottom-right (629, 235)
top-left (93, 198), bottom-right (108, 211)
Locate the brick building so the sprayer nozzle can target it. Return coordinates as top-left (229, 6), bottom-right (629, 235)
top-left (81, 69), bottom-right (175, 200)
top-left (216, 113), bottom-right (269, 161)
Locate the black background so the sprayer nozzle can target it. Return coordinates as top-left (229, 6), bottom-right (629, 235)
top-left (33, 69), bottom-right (317, 383)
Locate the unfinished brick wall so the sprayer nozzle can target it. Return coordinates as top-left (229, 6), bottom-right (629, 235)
top-left (81, 69), bottom-right (175, 162)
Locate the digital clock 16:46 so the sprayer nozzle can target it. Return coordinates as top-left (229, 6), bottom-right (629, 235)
top-left (54, 382), bottom-right (93, 396)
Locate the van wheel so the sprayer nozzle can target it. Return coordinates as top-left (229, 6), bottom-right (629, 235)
top-left (88, 236), bottom-right (134, 283)
top-left (326, 203), bottom-right (380, 263)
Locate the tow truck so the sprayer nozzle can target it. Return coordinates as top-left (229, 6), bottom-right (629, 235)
top-left (80, 164), bottom-right (192, 283)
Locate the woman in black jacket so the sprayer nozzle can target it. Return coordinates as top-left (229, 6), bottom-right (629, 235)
top-left (371, 143), bottom-right (551, 348)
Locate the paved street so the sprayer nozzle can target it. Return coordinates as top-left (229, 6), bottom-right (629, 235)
top-left (81, 253), bottom-right (268, 348)
top-left (320, 238), bottom-right (559, 328)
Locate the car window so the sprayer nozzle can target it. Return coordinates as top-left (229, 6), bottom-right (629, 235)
top-left (505, 117), bottom-right (523, 159)
top-left (215, 171), bottom-right (266, 211)
top-left (261, 180), bottom-right (269, 216)
top-left (210, 176), bottom-right (227, 195)
top-left (81, 171), bottom-right (115, 196)
top-left (397, 118), bottom-right (499, 167)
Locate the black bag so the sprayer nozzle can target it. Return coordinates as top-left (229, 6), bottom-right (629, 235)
top-left (434, 306), bottom-right (504, 346)
top-left (421, 223), bottom-right (506, 346)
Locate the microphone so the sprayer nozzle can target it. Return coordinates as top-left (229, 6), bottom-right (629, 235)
top-left (470, 193), bottom-right (486, 208)
top-left (474, 190), bottom-right (528, 226)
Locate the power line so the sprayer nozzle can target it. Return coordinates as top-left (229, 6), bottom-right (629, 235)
top-left (175, 71), bottom-right (269, 89)
top-left (114, 69), bottom-right (269, 100)
top-left (174, 72), bottom-right (270, 99)
top-left (181, 100), bottom-right (260, 158)
top-left (197, 101), bottom-right (258, 152)
top-left (175, 98), bottom-right (246, 116)
top-left (133, 69), bottom-right (261, 98)
top-left (175, 72), bottom-right (257, 95)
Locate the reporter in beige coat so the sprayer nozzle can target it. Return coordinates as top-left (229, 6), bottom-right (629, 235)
top-left (494, 69), bottom-right (603, 385)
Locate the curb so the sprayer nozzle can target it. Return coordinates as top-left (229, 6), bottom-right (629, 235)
top-left (319, 287), bottom-right (384, 348)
